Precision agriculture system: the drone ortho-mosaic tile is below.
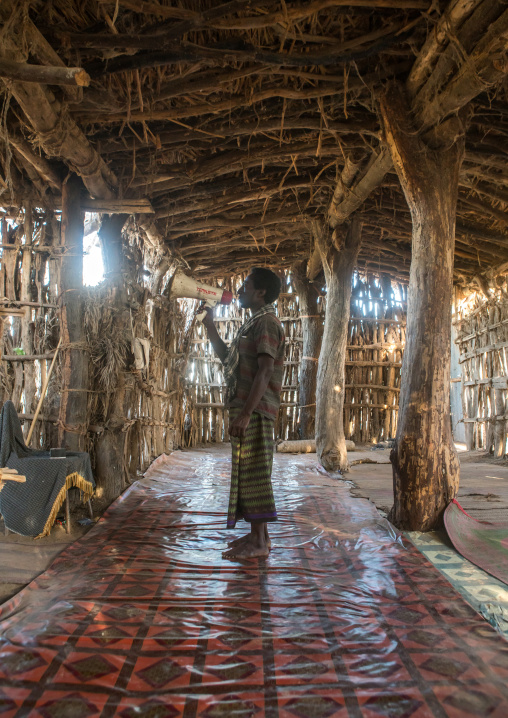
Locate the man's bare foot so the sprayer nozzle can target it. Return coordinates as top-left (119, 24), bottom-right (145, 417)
top-left (227, 525), bottom-right (271, 550)
top-left (227, 534), bottom-right (251, 549)
top-left (227, 533), bottom-right (272, 550)
top-left (222, 541), bottom-right (269, 560)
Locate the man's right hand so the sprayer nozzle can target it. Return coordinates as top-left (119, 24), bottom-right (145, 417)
top-left (200, 304), bottom-right (214, 329)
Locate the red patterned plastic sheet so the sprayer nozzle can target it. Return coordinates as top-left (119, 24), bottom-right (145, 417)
top-left (1, 446), bottom-right (508, 717)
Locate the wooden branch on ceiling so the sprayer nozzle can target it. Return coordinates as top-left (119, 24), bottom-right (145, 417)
top-left (155, 178), bottom-right (331, 219)
top-left (0, 59), bottom-right (90, 87)
top-left (415, 9), bottom-right (508, 132)
top-left (80, 86), bottom-right (351, 124)
top-left (99, 118), bottom-right (380, 157)
top-left (0, 10), bottom-right (117, 200)
top-left (0, 1), bottom-right (82, 103)
top-left (8, 79), bottom-right (116, 199)
top-left (83, 0), bottom-right (430, 26)
top-left (406, 0), bottom-right (481, 98)
top-left (327, 3), bottom-right (508, 228)
top-left (139, 0), bottom-right (270, 42)
top-left (212, 0), bottom-right (430, 30)
top-left (459, 194), bottom-right (508, 226)
top-left (412, 0), bottom-right (503, 120)
top-left (9, 135), bottom-right (61, 191)
top-left (329, 147), bottom-right (392, 227)
top-left (98, 0), bottom-right (196, 19)
top-left (81, 26), bottom-right (416, 76)
top-left (136, 140), bottom-right (347, 195)
top-left (65, 198), bottom-right (154, 214)
top-left (461, 178), bottom-right (508, 207)
top-left (328, 151), bottom-right (366, 222)
top-left (66, 17), bottom-right (407, 52)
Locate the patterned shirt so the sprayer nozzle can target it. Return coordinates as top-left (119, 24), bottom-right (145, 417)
top-left (228, 313), bottom-right (285, 420)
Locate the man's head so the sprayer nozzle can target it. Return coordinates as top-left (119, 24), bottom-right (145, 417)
top-left (238, 267), bottom-right (282, 310)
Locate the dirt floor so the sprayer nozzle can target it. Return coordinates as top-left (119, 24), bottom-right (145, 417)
top-left (0, 497), bottom-right (99, 602)
top-left (348, 446), bottom-right (508, 521)
top-left (1, 444), bottom-right (507, 606)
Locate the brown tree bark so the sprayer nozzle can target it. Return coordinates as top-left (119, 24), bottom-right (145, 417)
top-left (292, 262), bottom-right (323, 439)
top-left (95, 214), bottom-right (131, 502)
top-left (379, 84), bottom-right (462, 530)
top-left (0, 59), bottom-right (90, 86)
top-left (98, 214), bottom-right (128, 279)
top-left (315, 217), bottom-right (362, 472)
top-left (58, 177), bottom-right (87, 451)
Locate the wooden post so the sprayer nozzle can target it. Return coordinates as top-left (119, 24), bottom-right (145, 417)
top-left (95, 214), bottom-right (130, 501)
top-left (315, 218), bottom-right (362, 472)
top-left (21, 204), bottom-right (35, 424)
top-left (292, 262), bottom-right (323, 439)
top-left (58, 176), bottom-right (87, 451)
top-left (98, 214), bottom-right (128, 279)
top-left (379, 83), bottom-right (462, 530)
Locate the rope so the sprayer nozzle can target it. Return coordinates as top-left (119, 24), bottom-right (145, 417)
top-left (302, 356), bottom-right (319, 361)
top-left (299, 403), bottom-right (316, 408)
top-left (55, 419), bottom-right (88, 436)
top-left (299, 314), bottom-right (320, 319)
top-left (60, 342), bottom-right (91, 352)
top-left (35, 110), bottom-right (72, 158)
top-left (60, 388), bottom-right (99, 393)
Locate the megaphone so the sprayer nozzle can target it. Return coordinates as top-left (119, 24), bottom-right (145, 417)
top-left (169, 271), bottom-right (233, 318)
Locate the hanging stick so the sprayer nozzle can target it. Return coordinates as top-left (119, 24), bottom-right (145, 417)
top-left (26, 336), bottom-right (63, 446)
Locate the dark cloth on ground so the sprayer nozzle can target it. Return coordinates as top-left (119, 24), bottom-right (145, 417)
top-left (0, 401), bottom-right (95, 538)
top-left (227, 408), bottom-right (277, 528)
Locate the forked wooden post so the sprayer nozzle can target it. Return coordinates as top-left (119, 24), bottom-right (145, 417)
top-left (292, 262), bottom-right (323, 440)
top-left (58, 177), bottom-right (88, 451)
top-left (379, 83), bottom-right (463, 530)
top-left (314, 218), bottom-right (362, 472)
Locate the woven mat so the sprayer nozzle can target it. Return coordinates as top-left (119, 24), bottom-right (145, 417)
top-left (1, 447), bottom-right (508, 716)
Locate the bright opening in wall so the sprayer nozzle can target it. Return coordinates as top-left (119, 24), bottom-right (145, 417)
top-left (83, 212), bottom-right (104, 286)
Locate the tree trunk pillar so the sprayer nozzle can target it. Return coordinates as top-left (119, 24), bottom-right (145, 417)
top-left (95, 214), bottom-right (130, 502)
top-left (58, 177), bottom-right (87, 451)
top-left (293, 262), bottom-right (323, 439)
top-left (379, 84), bottom-right (463, 530)
top-left (315, 218), bottom-right (362, 472)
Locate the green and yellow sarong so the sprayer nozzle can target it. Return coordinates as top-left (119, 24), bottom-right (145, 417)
top-left (227, 409), bottom-right (277, 528)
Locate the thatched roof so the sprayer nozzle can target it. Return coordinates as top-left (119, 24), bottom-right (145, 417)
top-left (0, 0), bottom-right (507, 284)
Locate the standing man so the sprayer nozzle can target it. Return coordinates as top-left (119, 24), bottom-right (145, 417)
top-left (202, 267), bottom-right (284, 559)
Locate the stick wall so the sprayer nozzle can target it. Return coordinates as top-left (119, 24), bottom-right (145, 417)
top-left (455, 293), bottom-right (508, 455)
top-left (185, 272), bottom-right (406, 445)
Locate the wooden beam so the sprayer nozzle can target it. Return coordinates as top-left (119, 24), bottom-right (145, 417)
top-left (9, 135), bottom-right (61, 191)
top-left (0, 1), bottom-right (82, 102)
top-left (82, 25), bottom-right (417, 76)
top-left (327, 3), bottom-right (508, 228)
top-left (0, 3), bottom-right (117, 200)
top-left (98, 0), bottom-right (428, 22)
top-left (79, 198), bottom-right (154, 214)
top-left (416, 9), bottom-right (508, 132)
top-left (0, 59), bottom-right (90, 87)
top-left (407, 0), bottom-right (481, 97)
top-left (329, 148), bottom-right (392, 228)
top-left (58, 177), bottom-right (88, 451)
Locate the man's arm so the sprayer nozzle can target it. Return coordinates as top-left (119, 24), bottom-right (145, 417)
top-left (229, 353), bottom-right (274, 437)
top-left (201, 307), bottom-right (228, 363)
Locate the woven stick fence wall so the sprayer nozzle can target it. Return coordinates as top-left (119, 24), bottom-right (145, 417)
top-left (184, 272), bottom-right (406, 446)
top-left (454, 292), bottom-right (508, 455)
top-left (0, 207), bottom-right (61, 450)
top-left (0, 207), bottom-right (188, 498)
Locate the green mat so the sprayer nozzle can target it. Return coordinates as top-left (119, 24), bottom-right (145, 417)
top-left (444, 498), bottom-right (508, 586)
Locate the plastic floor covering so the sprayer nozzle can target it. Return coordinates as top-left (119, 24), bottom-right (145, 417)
top-left (1, 446), bottom-right (508, 717)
